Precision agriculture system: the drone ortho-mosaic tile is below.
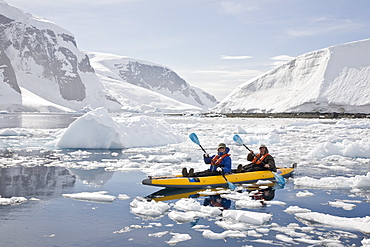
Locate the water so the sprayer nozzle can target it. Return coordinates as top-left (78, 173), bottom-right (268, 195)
top-left (0, 114), bottom-right (369, 246)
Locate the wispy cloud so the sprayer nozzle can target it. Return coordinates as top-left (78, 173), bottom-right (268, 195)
top-left (220, 55), bottom-right (252, 60)
top-left (286, 18), bottom-right (363, 37)
top-left (269, 55), bottom-right (295, 68)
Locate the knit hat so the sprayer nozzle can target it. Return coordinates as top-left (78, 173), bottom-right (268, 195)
top-left (218, 143), bottom-right (226, 148)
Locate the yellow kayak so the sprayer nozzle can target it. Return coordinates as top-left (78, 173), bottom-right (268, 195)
top-left (142, 164), bottom-right (295, 188)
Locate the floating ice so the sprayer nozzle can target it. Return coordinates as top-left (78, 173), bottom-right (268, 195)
top-left (168, 211), bottom-right (197, 224)
top-left (165, 233), bottom-right (191, 246)
top-left (295, 211), bottom-right (370, 234)
top-left (49, 107), bottom-right (183, 149)
top-left (130, 197), bottom-right (170, 218)
top-left (296, 190), bottom-right (314, 197)
top-left (294, 172), bottom-right (370, 189)
top-left (0, 196), bottom-right (27, 205)
top-left (148, 231), bottom-right (169, 238)
top-left (118, 194), bottom-right (130, 200)
top-left (0, 128), bottom-right (31, 136)
top-left (222, 209), bottom-right (272, 225)
top-left (328, 200), bottom-right (357, 210)
top-left (62, 191), bottom-right (116, 203)
top-left (284, 206), bottom-right (312, 214)
top-left (202, 229), bottom-right (246, 239)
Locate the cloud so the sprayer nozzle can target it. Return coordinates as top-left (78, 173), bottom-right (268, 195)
top-left (270, 55), bottom-right (295, 61)
top-left (220, 55), bottom-right (252, 60)
top-left (268, 54), bottom-right (295, 68)
top-left (190, 68), bottom-right (262, 78)
top-left (286, 18), bottom-right (363, 37)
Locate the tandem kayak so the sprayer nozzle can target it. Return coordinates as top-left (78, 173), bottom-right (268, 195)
top-left (142, 163), bottom-right (296, 188)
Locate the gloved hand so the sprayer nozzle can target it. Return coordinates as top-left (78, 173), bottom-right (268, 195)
top-left (216, 167), bottom-right (222, 172)
top-left (203, 153), bottom-right (209, 157)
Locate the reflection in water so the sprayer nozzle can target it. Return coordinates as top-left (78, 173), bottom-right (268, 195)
top-left (145, 185), bottom-right (278, 210)
top-left (0, 165), bottom-right (76, 198)
top-left (0, 113), bottom-right (81, 129)
top-left (67, 168), bottom-right (114, 187)
top-left (203, 195), bottom-right (231, 209)
top-left (249, 187), bottom-right (276, 201)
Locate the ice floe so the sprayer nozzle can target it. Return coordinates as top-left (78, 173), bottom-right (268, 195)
top-left (62, 191), bottom-right (116, 203)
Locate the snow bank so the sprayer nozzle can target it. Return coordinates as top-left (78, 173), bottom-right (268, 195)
top-left (49, 107), bottom-right (183, 149)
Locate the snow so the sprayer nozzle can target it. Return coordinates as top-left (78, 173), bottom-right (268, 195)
top-left (87, 51), bottom-right (216, 112)
top-left (214, 38), bottom-right (370, 114)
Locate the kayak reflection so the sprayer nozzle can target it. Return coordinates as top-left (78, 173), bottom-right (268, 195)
top-left (203, 194), bottom-right (231, 209)
top-left (145, 183), bottom-right (279, 209)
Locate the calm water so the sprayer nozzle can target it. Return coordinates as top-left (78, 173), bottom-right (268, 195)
top-left (0, 114), bottom-right (368, 247)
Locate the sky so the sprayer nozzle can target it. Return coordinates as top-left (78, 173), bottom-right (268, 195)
top-left (4, 0), bottom-right (370, 101)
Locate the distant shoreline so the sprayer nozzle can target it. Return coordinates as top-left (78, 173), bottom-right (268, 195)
top-left (167, 112), bottom-right (370, 119)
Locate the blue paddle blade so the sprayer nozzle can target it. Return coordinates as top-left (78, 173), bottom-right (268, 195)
top-left (227, 181), bottom-right (237, 190)
top-left (233, 134), bottom-right (243, 145)
top-left (273, 172), bottom-right (286, 186)
top-left (189, 133), bottom-right (200, 145)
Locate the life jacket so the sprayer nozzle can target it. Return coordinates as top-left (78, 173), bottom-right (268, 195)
top-left (211, 153), bottom-right (230, 166)
top-left (252, 153), bottom-right (269, 164)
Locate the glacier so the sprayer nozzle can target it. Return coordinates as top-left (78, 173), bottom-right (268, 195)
top-left (213, 39), bottom-right (370, 114)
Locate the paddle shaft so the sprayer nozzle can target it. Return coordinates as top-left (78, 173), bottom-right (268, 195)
top-left (199, 144), bottom-right (207, 154)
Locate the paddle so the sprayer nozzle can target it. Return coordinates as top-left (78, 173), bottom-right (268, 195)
top-left (233, 134), bottom-right (286, 186)
top-left (189, 133), bottom-right (237, 190)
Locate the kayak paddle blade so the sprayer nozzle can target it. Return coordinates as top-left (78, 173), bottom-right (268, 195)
top-left (273, 171), bottom-right (286, 186)
top-left (189, 133), bottom-right (200, 145)
top-left (233, 134), bottom-right (243, 145)
top-left (227, 181), bottom-right (237, 190)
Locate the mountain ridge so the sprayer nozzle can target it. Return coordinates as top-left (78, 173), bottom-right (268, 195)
top-left (0, 0), bottom-right (216, 113)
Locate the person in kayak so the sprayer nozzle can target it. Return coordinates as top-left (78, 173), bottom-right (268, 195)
top-left (237, 144), bottom-right (276, 172)
top-left (182, 143), bottom-right (232, 177)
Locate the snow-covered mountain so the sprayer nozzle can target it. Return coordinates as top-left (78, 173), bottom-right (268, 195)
top-left (0, 1), bottom-right (122, 112)
top-left (86, 51), bottom-right (217, 112)
top-left (213, 39), bottom-right (370, 114)
top-left (0, 1), bottom-right (216, 113)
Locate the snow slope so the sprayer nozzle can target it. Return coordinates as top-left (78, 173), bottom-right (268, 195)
top-left (86, 51), bottom-right (217, 112)
top-left (213, 39), bottom-right (370, 114)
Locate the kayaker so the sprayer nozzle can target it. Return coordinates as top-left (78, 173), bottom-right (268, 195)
top-left (237, 144), bottom-right (276, 172)
top-left (182, 143), bottom-right (232, 177)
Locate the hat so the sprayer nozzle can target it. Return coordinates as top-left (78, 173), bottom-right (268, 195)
top-left (218, 143), bottom-right (226, 148)
top-left (259, 144), bottom-right (267, 148)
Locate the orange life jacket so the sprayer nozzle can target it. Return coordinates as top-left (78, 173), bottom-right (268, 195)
top-left (211, 153), bottom-right (230, 166)
top-left (252, 153), bottom-right (269, 164)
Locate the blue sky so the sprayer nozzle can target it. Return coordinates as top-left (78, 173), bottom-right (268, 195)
top-left (5, 0), bottom-right (370, 100)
